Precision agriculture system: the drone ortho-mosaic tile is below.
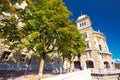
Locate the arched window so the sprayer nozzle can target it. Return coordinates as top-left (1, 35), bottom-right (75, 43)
top-left (86, 60), bottom-right (94, 68)
top-left (104, 61), bottom-right (110, 68)
top-left (99, 45), bottom-right (102, 51)
top-left (74, 61), bottom-right (80, 69)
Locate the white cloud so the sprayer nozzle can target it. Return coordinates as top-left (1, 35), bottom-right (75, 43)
top-left (113, 58), bottom-right (120, 63)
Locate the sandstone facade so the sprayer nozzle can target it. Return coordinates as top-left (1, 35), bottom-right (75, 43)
top-left (76, 15), bottom-right (114, 69)
top-left (0, 15), bottom-right (115, 70)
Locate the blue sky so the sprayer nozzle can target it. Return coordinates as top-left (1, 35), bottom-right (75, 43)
top-left (63, 0), bottom-right (120, 59)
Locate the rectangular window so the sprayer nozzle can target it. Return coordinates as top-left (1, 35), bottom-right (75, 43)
top-left (84, 22), bottom-right (86, 26)
top-left (83, 34), bottom-right (87, 38)
top-left (86, 42), bottom-right (89, 48)
top-left (86, 51), bottom-right (92, 58)
top-left (82, 23), bottom-right (84, 26)
top-left (80, 24), bottom-right (82, 27)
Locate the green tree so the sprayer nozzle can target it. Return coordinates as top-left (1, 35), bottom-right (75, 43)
top-left (115, 63), bottom-right (120, 69)
top-left (0, 0), bottom-right (86, 77)
top-left (58, 26), bottom-right (86, 72)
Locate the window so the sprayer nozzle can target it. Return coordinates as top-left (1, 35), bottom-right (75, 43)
top-left (105, 46), bottom-right (107, 51)
top-left (80, 22), bottom-right (87, 27)
top-left (57, 61), bottom-right (60, 64)
top-left (86, 42), bottom-right (89, 48)
top-left (99, 45), bottom-right (102, 51)
top-left (83, 34), bottom-right (87, 38)
top-left (88, 51), bottom-right (91, 57)
top-left (86, 51), bottom-right (92, 58)
top-left (82, 23), bottom-right (84, 26)
top-left (80, 24), bottom-right (82, 27)
top-left (111, 62), bottom-right (113, 64)
top-left (20, 54), bottom-right (26, 62)
top-left (51, 59), bottom-right (53, 62)
top-left (84, 22), bottom-right (86, 26)
top-left (1, 51), bottom-right (11, 60)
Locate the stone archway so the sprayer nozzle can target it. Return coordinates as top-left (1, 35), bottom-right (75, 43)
top-left (74, 61), bottom-right (80, 69)
top-left (104, 61), bottom-right (110, 68)
top-left (86, 60), bottom-right (94, 68)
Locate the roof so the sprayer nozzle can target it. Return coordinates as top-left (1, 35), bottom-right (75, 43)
top-left (77, 15), bottom-right (87, 20)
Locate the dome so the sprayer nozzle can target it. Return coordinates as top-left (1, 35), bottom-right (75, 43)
top-left (77, 15), bottom-right (87, 20)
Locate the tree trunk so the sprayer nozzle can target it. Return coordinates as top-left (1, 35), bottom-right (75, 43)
top-left (59, 66), bottom-right (62, 74)
top-left (70, 61), bottom-right (73, 72)
top-left (38, 53), bottom-right (45, 80)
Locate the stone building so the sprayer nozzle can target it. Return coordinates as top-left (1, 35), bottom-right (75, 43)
top-left (0, 15), bottom-right (115, 70)
top-left (76, 15), bottom-right (114, 69)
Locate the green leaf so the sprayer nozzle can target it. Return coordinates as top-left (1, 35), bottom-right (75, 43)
top-left (28, 19), bottom-right (36, 27)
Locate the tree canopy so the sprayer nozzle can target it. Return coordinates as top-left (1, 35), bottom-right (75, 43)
top-left (0, 0), bottom-right (86, 76)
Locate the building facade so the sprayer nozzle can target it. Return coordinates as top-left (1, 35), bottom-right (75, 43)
top-left (0, 15), bottom-right (115, 70)
top-left (76, 15), bottom-right (114, 69)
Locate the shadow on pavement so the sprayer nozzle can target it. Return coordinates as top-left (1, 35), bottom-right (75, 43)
top-left (0, 70), bottom-right (38, 80)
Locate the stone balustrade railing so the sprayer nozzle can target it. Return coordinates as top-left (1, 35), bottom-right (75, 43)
top-left (91, 68), bottom-right (120, 74)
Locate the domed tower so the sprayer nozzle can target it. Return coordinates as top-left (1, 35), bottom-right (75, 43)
top-left (76, 15), bottom-right (115, 69)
